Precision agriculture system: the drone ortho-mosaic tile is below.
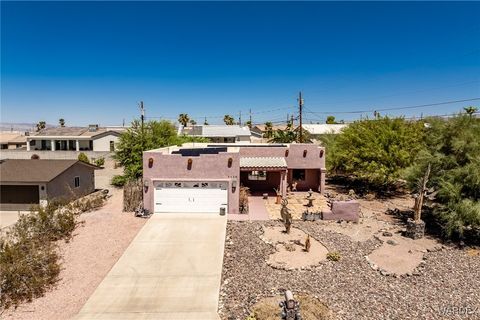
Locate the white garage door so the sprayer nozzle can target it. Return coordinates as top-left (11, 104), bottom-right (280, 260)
top-left (154, 181), bottom-right (228, 213)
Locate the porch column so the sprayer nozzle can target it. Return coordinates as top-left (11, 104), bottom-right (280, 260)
top-left (26, 138), bottom-right (31, 151)
top-left (319, 168), bottom-right (326, 194)
top-left (75, 140), bottom-right (80, 151)
top-left (281, 170), bottom-right (288, 197)
top-left (51, 139), bottom-right (56, 151)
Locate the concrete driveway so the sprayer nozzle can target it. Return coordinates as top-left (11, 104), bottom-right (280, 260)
top-left (76, 213), bottom-right (227, 320)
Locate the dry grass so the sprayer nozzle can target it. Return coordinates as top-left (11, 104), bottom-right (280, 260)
top-left (249, 295), bottom-right (334, 320)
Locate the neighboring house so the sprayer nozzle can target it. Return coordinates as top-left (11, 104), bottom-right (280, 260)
top-left (143, 143), bottom-right (326, 214)
top-left (0, 159), bottom-right (98, 210)
top-left (302, 124), bottom-right (347, 137)
top-left (0, 132), bottom-right (28, 149)
top-left (27, 125), bottom-right (125, 152)
top-left (178, 125), bottom-right (252, 143)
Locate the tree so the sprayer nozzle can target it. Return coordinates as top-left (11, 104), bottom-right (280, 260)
top-left (223, 115), bottom-right (235, 125)
top-left (245, 120), bottom-right (252, 129)
top-left (203, 118), bottom-right (209, 125)
top-left (268, 128), bottom-right (297, 143)
top-left (405, 114), bottom-right (480, 241)
top-left (264, 122), bottom-right (273, 138)
top-left (59, 118), bottom-right (65, 127)
top-left (189, 119), bottom-right (197, 125)
top-left (78, 153), bottom-right (89, 163)
top-left (464, 106), bottom-right (478, 117)
top-left (328, 116), bottom-right (425, 187)
top-left (326, 116), bottom-right (337, 124)
top-left (178, 114), bottom-right (190, 127)
top-left (114, 120), bottom-right (208, 180)
top-left (36, 121), bottom-right (46, 132)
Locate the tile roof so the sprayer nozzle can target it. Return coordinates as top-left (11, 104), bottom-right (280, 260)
top-left (0, 159), bottom-right (98, 183)
top-left (240, 157), bottom-right (287, 169)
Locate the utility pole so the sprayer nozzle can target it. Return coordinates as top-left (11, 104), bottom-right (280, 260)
top-left (238, 110), bottom-right (242, 126)
top-left (249, 108), bottom-right (252, 124)
top-left (139, 101), bottom-right (145, 150)
top-left (298, 91), bottom-right (304, 143)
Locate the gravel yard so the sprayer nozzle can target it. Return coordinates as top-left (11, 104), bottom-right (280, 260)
top-left (220, 221), bottom-right (480, 320)
top-left (2, 189), bottom-right (146, 320)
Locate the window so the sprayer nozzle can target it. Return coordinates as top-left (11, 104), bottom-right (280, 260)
top-left (109, 141), bottom-right (115, 152)
top-left (248, 170), bottom-right (267, 181)
top-left (74, 176), bottom-right (80, 188)
top-left (292, 169), bottom-right (305, 181)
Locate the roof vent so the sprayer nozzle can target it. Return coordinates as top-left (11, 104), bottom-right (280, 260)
top-left (88, 124), bottom-right (99, 132)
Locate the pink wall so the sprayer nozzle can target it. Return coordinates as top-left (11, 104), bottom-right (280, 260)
top-left (143, 144), bottom-right (327, 214)
top-left (143, 151), bottom-right (240, 214)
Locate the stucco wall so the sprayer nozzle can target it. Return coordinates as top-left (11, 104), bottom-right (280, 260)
top-left (239, 144), bottom-right (325, 169)
top-left (143, 151), bottom-right (240, 214)
top-left (93, 134), bottom-right (119, 152)
top-left (240, 171), bottom-right (283, 194)
top-left (47, 163), bottom-right (96, 202)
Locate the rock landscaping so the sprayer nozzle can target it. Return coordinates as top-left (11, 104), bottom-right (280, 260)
top-left (220, 220), bottom-right (480, 320)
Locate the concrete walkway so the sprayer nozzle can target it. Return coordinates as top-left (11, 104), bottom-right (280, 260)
top-left (76, 213), bottom-right (227, 320)
top-left (228, 196), bottom-right (270, 221)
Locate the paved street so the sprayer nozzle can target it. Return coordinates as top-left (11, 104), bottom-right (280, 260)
top-left (76, 213), bottom-right (227, 320)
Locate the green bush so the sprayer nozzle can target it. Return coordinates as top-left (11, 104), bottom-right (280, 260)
top-left (78, 152), bottom-right (89, 163)
top-left (94, 157), bottom-right (105, 167)
top-left (111, 174), bottom-right (127, 187)
top-left (327, 116), bottom-right (425, 188)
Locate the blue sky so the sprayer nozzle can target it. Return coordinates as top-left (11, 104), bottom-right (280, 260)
top-left (1, 1), bottom-right (479, 126)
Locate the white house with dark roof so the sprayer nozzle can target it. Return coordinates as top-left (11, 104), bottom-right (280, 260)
top-left (178, 125), bottom-right (251, 143)
top-left (26, 125), bottom-right (125, 152)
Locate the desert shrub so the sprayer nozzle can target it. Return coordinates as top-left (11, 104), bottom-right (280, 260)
top-left (30, 154), bottom-right (40, 159)
top-left (69, 193), bottom-right (106, 213)
top-left (405, 114), bottom-right (480, 242)
top-left (111, 174), bottom-right (127, 187)
top-left (9, 204), bottom-right (78, 243)
top-left (0, 237), bottom-right (60, 310)
top-left (327, 116), bottom-right (425, 189)
top-left (94, 157), bottom-right (105, 167)
top-left (326, 251), bottom-right (341, 261)
top-left (77, 152), bottom-right (89, 163)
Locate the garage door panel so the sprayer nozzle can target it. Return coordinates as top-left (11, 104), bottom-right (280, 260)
top-left (154, 185), bottom-right (228, 214)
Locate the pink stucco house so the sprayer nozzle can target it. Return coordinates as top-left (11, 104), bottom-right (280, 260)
top-left (143, 143), bottom-right (326, 214)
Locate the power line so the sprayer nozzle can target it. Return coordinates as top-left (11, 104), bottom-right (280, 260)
top-left (305, 98), bottom-right (480, 115)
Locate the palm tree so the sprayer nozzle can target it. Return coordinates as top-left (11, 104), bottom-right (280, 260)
top-left (36, 121), bottom-right (46, 132)
top-left (178, 113), bottom-right (190, 127)
top-left (264, 121), bottom-right (273, 138)
top-left (223, 115), bottom-right (235, 125)
top-left (59, 118), bottom-right (65, 127)
top-left (204, 117), bottom-right (209, 125)
top-left (464, 106), bottom-right (478, 117)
